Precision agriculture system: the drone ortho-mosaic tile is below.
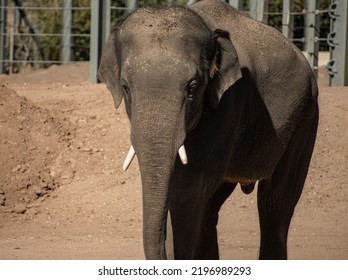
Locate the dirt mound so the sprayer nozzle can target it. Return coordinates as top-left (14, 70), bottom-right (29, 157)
top-left (0, 85), bottom-right (74, 214)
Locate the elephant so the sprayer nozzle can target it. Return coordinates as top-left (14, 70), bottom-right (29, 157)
top-left (98, 0), bottom-right (319, 260)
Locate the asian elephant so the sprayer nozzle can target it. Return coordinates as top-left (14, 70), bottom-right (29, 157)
top-left (98, 0), bottom-right (319, 260)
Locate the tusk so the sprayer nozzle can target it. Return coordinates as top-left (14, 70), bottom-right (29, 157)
top-left (123, 146), bottom-right (136, 171)
top-left (178, 145), bottom-right (188, 165)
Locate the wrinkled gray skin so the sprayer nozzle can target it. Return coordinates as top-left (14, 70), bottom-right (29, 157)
top-left (98, 0), bottom-right (319, 260)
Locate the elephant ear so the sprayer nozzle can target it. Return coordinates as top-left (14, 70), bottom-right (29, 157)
top-left (209, 29), bottom-right (242, 108)
top-left (97, 28), bottom-right (123, 109)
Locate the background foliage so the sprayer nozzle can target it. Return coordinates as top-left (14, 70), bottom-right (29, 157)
top-left (14, 0), bottom-right (331, 68)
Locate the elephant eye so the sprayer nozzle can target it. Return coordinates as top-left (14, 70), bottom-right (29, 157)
top-left (122, 84), bottom-right (130, 94)
top-left (186, 79), bottom-right (197, 100)
top-left (121, 83), bottom-right (131, 101)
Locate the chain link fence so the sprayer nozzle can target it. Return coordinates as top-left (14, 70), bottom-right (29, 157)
top-left (1, 0), bottom-right (346, 85)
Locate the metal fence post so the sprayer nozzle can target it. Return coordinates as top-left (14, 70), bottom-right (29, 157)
top-left (0, 0), bottom-right (7, 74)
top-left (167, 0), bottom-right (173, 7)
top-left (305, 0), bottom-right (320, 79)
top-left (282, 0), bottom-right (294, 39)
top-left (229, 0), bottom-right (243, 10)
top-left (9, 5), bottom-right (19, 73)
top-left (187, 0), bottom-right (197, 5)
top-left (127, 0), bottom-right (137, 12)
top-left (62, 0), bottom-right (73, 64)
top-left (328, 0), bottom-right (348, 86)
top-left (90, 0), bottom-right (110, 83)
top-left (249, 0), bottom-right (268, 24)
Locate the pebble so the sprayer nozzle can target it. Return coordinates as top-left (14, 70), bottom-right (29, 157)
top-left (12, 203), bottom-right (27, 214)
top-left (31, 185), bottom-right (44, 196)
top-left (50, 170), bottom-right (57, 178)
top-left (11, 164), bottom-right (22, 173)
top-left (10, 165), bottom-right (26, 173)
top-left (39, 181), bottom-right (48, 188)
top-left (0, 194), bottom-right (6, 206)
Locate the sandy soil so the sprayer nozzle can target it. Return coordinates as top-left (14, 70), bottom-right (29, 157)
top-left (0, 62), bottom-right (347, 260)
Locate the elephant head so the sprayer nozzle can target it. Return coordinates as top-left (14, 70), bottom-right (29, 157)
top-left (98, 7), bottom-right (241, 259)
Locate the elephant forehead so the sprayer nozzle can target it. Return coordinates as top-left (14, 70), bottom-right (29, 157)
top-left (120, 24), bottom-right (206, 55)
top-left (119, 7), bottom-right (210, 50)
top-left (120, 6), bottom-right (209, 35)
top-left (120, 32), bottom-right (203, 75)
top-left (118, 8), bottom-right (210, 77)
top-left (122, 53), bottom-right (196, 77)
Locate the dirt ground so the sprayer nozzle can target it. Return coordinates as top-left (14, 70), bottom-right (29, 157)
top-left (0, 62), bottom-right (347, 260)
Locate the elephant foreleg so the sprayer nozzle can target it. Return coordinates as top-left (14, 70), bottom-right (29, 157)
top-left (169, 181), bottom-right (205, 259)
top-left (195, 182), bottom-right (237, 259)
top-left (169, 180), bottom-right (236, 259)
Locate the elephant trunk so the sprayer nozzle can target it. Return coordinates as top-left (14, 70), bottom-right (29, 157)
top-left (138, 150), bottom-right (172, 259)
top-left (132, 99), bottom-right (185, 260)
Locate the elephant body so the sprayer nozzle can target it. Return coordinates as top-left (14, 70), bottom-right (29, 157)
top-left (98, 0), bottom-right (319, 259)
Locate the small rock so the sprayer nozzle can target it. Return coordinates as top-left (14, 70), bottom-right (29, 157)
top-left (37, 195), bottom-right (48, 203)
top-left (27, 201), bottom-right (39, 208)
top-left (19, 166), bottom-right (27, 173)
top-left (31, 185), bottom-right (43, 196)
top-left (17, 115), bottom-right (26, 122)
top-left (39, 181), bottom-right (48, 188)
top-left (76, 142), bottom-right (83, 149)
top-left (61, 172), bottom-right (71, 180)
top-left (12, 203), bottom-right (27, 214)
top-left (61, 169), bottom-right (74, 184)
top-left (0, 194), bottom-right (6, 206)
top-left (11, 164), bottom-right (22, 173)
top-left (49, 164), bottom-right (63, 179)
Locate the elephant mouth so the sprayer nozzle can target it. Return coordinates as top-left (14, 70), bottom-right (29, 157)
top-left (122, 144), bottom-right (188, 171)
